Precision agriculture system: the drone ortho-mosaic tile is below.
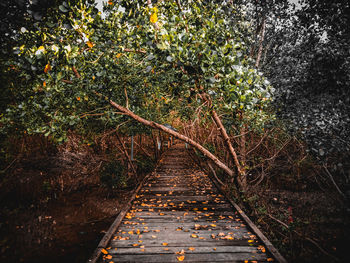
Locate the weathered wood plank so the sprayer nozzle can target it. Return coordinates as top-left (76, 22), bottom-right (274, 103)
top-left (109, 245), bottom-right (260, 254)
top-left (91, 143), bottom-right (285, 263)
top-left (107, 252), bottom-right (267, 262)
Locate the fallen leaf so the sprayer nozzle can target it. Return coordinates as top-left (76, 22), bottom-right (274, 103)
top-left (151, 235), bottom-right (157, 238)
top-left (105, 255), bottom-right (112, 259)
top-left (162, 243), bottom-right (168, 246)
top-left (101, 248), bottom-right (108, 254)
top-left (188, 247), bottom-right (195, 251)
top-left (177, 255), bottom-right (185, 261)
top-left (176, 249), bottom-right (185, 255)
top-left (191, 234), bottom-right (198, 238)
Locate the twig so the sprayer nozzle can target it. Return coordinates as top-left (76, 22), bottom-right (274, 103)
top-left (246, 130), bottom-right (269, 155)
top-left (323, 164), bottom-right (346, 198)
top-left (268, 214), bottom-right (339, 261)
top-left (123, 48), bottom-right (146, 54)
top-left (208, 163), bottom-right (225, 187)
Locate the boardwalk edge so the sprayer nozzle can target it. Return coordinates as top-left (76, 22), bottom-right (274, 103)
top-left (205, 163), bottom-right (288, 263)
top-left (87, 159), bottom-right (162, 263)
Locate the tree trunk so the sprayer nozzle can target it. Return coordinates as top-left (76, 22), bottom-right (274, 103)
top-left (211, 109), bottom-right (246, 189)
top-left (199, 92), bottom-right (246, 189)
top-left (109, 100), bottom-right (235, 179)
top-left (255, 16), bottom-right (266, 68)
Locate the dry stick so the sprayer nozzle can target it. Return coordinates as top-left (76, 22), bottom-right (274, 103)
top-left (72, 66), bottom-right (81, 78)
top-left (323, 164), bottom-right (346, 198)
top-left (246, 129), bottom-right (269, 155)
top-left (268, 214), bottom-right (339, 262)
top-left (123, 48), bottom-right (146, 54)
top-left (124, 87), bottom-right (129, 109)
top-left (175, 0), bottom-right (189, 32)
top-left (133, 141), bottom-right (152, 158)
top-left (109, 100), bottom-right (235, 178)
top-left (204, 95), bottom-right (245, 188)
top-left (208, 163), bottom-right (225, 187)
top-left (115, 133), bottom-right (137, 177)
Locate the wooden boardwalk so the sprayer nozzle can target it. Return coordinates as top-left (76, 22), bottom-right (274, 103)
top-left (89, 143), bottom-right (286, 263)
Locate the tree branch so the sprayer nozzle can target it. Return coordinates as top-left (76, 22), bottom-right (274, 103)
top-left (109, 100), bottom-right (235, 178)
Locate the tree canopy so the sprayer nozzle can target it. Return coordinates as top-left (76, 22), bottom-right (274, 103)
top-left (1, 0), bottom-right (273, 142)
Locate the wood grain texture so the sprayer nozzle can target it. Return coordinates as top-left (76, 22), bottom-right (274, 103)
top-left (90, 143), bottom-right (285, 263)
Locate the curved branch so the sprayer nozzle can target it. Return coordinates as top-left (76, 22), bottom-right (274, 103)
top-left (109, 100), bottom-right (235, 178)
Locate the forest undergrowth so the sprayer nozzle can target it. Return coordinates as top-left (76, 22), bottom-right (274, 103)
top-left (184, 121), bottom-right (349, 263)
top-left (0, 131), bottom-right (160, 263)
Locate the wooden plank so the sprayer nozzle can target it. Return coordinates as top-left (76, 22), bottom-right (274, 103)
top-left (109, 245), bottom-right (260, 254)
top-left (91, 144), bottom-right (283, 263)
top-left (110, 240), bottom-right (261, 248)
top-left (206, 163), bottom-right (288, 263)
top-left (107, 252), bottom-right (267, 262)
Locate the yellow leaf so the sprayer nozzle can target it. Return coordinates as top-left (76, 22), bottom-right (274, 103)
top-left (101, 248), bottom-right (108, 254)
top-left (151, 235), bottom-right (157, 238)
top-left (150, 13), bottom-right (158, 23)
top-left (87, 41), bottom-right (94, 48)
top-left (191, 234), bottom-right (198, 238)
top-left (44, 63), bottom-right (51, 73)
top-left (38, 46), bottom-right (45, 51)
top-left (210, 224), bottom-right (216, 227)
top-left (177, 255), bottom-right (185, 261)
top-left (248, 239), bottom-right (254, 243)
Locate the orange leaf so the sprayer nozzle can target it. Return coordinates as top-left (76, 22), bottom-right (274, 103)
top-left (108, 1), bottom-right (113, 5)
top-left (101, 248), bottom-right (108, 254)
top-left (191, 234), bottom-right (198, 238)
top-left (188, 247), bottom-right (195, 251)
top-left (162, 242), bottom-right (168, 246)
top-left (105, 255), bottom-right (112, 259)
top-left (43, 81), bottom-right (46, 87)
top-left (177, 255), bottom-right (185, 261)
top-left (87, 41), bottom-right (94, 48)
top-left (44, 63), bottom-right (51, 73)
top-left (116, 53), bottom-right (122, 58)
top-left (76, 97), bottom-right (81, 101)
top-left (150, 13), bottom-right (158, 23)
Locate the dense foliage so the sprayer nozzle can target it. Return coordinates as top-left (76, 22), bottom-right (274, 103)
top-left (1, 0), bottom-right (273, 144)
top-left (260, 0), bottom-right (350, 163)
